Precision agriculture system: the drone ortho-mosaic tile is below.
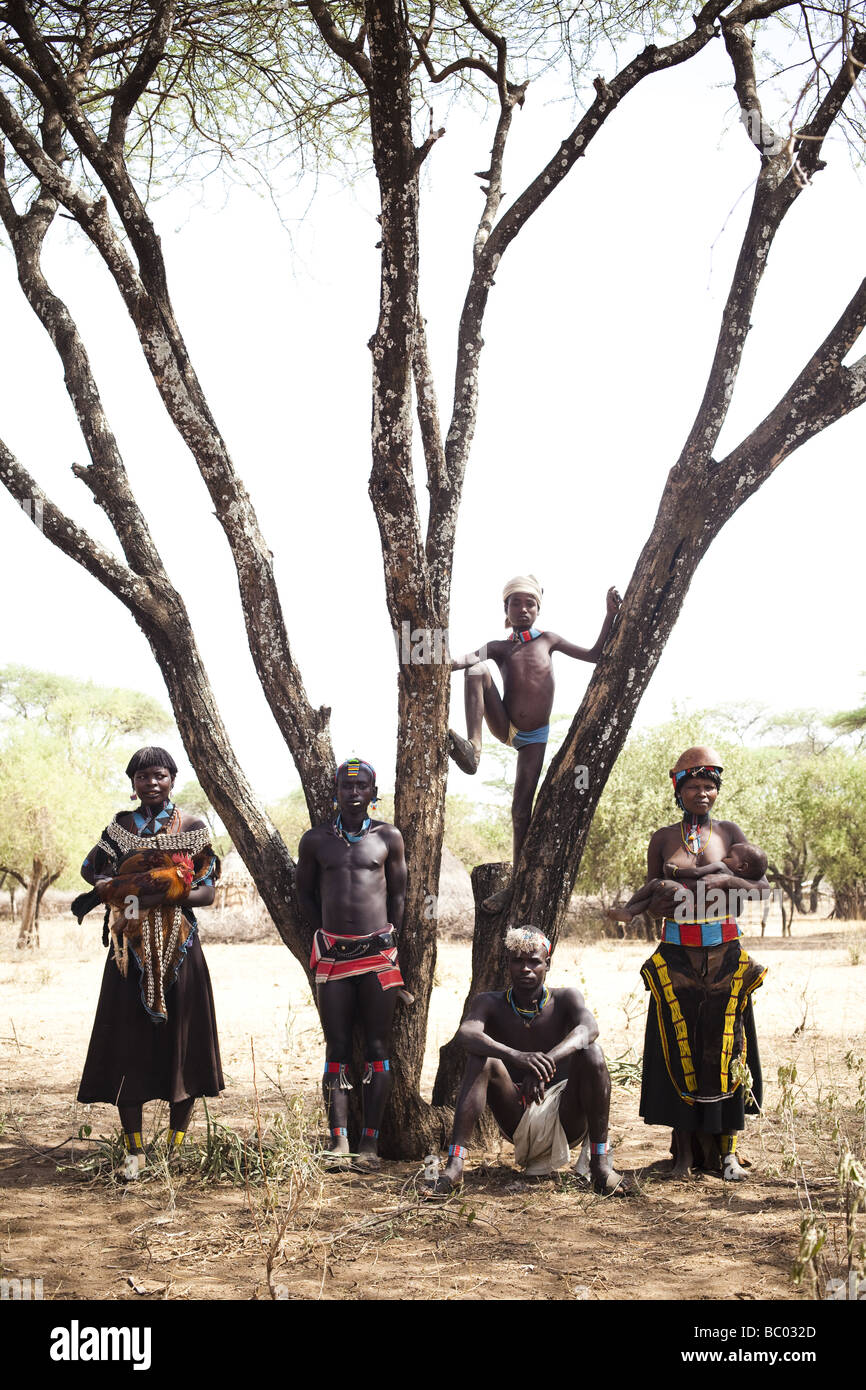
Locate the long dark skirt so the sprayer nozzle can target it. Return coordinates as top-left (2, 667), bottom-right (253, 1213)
top-left (639, 998), bottom-right (763, 1133)
top-left (77, 930), bottom-right (224, 1106)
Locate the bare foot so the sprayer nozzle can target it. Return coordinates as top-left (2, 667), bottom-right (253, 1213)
top-left (590, 1158), bottom-right (637, 1197)
top-left (481, 884), bottom-right (513, 915)
top-left (666, 1156), bottom-right (693, 1180)
top-left (322, 1131), bottom-right (351, 1169)
top-left (353, 1152), bottom-right (382, 1173)
top-left (424, 1153), bottom-right (464, 1198)
top-left (448, 730), bottom-right (480, 775)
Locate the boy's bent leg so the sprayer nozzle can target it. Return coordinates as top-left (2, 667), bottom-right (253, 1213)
top-left (317, 978), bottom-right (356, 1155)
top-left (356, 972), bottom-right (399, 1170)
top-left (434, 1056), bottom-right (522, 1193)
top-left (559, 1044), bottom-right (631, 1195)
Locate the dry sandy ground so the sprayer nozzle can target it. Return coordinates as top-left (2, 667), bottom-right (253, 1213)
top-left (1, 913), bottom-right (864, 1303)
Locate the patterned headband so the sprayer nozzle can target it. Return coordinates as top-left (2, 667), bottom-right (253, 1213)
top-left (671, 765), bottom-right (722, 806)
top-left (336, 758), bottom-right (376, 784)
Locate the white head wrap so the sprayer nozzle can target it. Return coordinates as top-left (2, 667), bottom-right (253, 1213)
top-left (502, 575), bottom-right (543, 626)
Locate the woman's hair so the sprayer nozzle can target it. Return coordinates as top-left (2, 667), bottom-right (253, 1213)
top-left (125, 747), bottom-right (178, 781)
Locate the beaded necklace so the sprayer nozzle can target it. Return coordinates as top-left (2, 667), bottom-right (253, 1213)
top-left (132, 800), bottom-right (180, 836)
top-left (509, 627), bottom-right (541, 644)
top-left (506, 985), bottom-right (550, 1027)
top-left (335, 814), bottom-right (372, 845)
top-left (681, 814), bottom-right (712, 856)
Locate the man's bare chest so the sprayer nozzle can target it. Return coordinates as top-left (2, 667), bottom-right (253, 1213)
top-left (315, 836), bottom-right (389, 874)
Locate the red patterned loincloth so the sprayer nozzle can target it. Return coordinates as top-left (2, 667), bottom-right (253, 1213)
top-left (310, 927), bottom-right (404, 990)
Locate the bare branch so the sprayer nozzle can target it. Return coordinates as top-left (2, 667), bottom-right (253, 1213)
top-left (0, 438), bottom-right (158, 617)
top-left (796, 26), bottom-right (866, 177)
top-left (0, 18), bottom-right (337, 826)
top-left (723, 19), bottom-right (781, 154)
top-left (106, 0), bottom-right (177, 151)
top-left (713, 275), bottom-right (866, 500)
top-left (0, 35), bottom-right (51, 105)
top-left (306, 0), bottom-right (372, 89)
top-left (458, 0), bottom-right (508, 106)
top-left (677, 26), bottom-right (866, 465)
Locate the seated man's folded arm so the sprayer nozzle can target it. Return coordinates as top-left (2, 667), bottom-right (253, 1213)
top-left (458, 996), bottom-right (554, 1081)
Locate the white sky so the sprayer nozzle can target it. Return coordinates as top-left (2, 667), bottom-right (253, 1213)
top-left (0, 34), bottom-right (864, 804)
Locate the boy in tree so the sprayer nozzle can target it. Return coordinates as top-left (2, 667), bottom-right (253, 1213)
top-left (449, 575), bottom-right (620, 908)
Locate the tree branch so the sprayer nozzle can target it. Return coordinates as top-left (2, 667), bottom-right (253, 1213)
top-left (677, 27), bottom-right (866, 466)
top-left (0, 35), bottom-right (51, 105)
top-left (711, 274), bottom-right (866, 504)
top-left (306, 0), bottom-right (372, 89)
top-left (0, 431), bottom-right (311, 961)
top-left (0, 438), bottom-right (160, 615)
top-left (796, 26), bottom-right (866, 179)
top-left (106, 0), bottom-right (177, 151)
top-left (0, 866), bottom-right (27, 889)
top-left (0, 114), bottom-right (163, 578)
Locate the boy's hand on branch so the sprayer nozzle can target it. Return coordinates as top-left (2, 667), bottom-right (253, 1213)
top-left (606, 586), bottom-right (622, 617)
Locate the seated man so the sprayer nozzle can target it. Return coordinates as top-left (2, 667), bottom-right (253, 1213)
top-left (430, 927), bottom-right (630, 1196)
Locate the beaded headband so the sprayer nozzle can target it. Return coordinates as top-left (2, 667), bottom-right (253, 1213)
top-left (335, 758), bottom-right (376, 784)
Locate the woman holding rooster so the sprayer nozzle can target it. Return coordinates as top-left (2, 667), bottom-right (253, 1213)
top-left (76, 748), bottom-right (223, 1178)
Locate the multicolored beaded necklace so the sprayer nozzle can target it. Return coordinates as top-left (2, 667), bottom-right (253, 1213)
top-left (132, 800), bottom-right (179, 836)
top-left (681, 814), bottom-right (712, 856)
top-left (335, 814), bottom-right (372, 844)
top-left (509, 626), bottom-right (541, 644)
top-left (506, 985), bottom-right (550, 1027)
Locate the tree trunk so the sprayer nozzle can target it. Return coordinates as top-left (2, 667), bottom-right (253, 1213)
top-left (809, 874), bottom-right (823, 915)
top-left (832, 885), bottom-right (866, 920)
top-left (16, 858), bottom-right (42, 949)
top-left (432, 863), bottom-right (511, 1108)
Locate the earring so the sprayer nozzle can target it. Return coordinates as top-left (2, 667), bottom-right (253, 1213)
top-left (130, 792), bottom-right (138, 801)
top-left (369, 799), bottom-right (378, 814)
top-left (333, 798), bottom-right (339, 810)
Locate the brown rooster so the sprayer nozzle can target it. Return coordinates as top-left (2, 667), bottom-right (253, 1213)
top-left (98, 850), bottom-right (195, 913)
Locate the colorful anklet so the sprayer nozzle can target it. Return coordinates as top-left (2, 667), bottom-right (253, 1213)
top-left (448, 1144), bottom-right (468, 1159)
top-left (591, 1141), bottom-right (610, 1155)
top-left (330, 1127), bottom-right (348, 1138)
top-left (362, 1128), bottom-right (379, 1139)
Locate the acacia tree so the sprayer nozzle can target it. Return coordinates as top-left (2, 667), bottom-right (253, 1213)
top-left (1, 1), bottom-right (865, 1150)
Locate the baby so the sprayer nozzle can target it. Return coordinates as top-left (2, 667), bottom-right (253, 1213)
top-left (609, 842), bottom-right (768, 924)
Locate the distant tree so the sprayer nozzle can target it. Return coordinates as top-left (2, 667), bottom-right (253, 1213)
top-left (0, 667), bottom-right (172, 946)
top-left (808, 752), bottom-right (866, 919)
